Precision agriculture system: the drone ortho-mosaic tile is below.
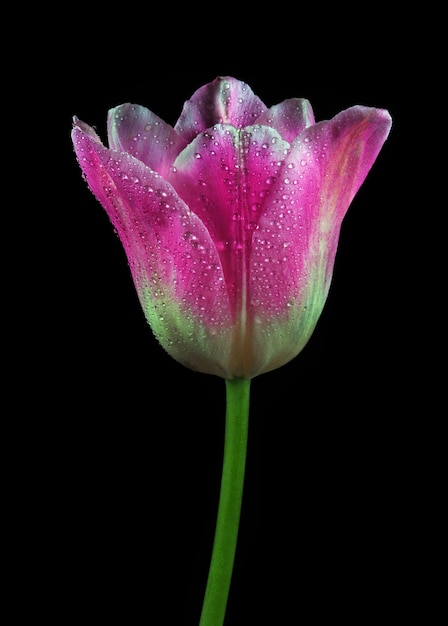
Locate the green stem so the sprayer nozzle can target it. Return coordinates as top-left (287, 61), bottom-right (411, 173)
top-left (199, 377), bottom-right (251, 626)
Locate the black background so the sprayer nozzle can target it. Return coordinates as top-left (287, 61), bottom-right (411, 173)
top-left (23, 75), bottom-right (431, 624)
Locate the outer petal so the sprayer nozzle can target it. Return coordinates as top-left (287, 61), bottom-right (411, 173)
top-left (174, 76), bottom-right (267, 143)
top-left (291, 105), bottom-right (393, 234)
top-left (255, 98), bottom-right (315, 143)
top-left (107, 103), bottom-right (187, 178)
top-left (248, 105), bottom-right (392, 376)
top-left (72, 119), bottom-right (234, 378)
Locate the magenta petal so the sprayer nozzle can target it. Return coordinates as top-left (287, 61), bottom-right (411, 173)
top-left (107, 103), bottom-right (187, 178)
top-left (247, 105), bottom-right (392, 376)
top-left (253, 104), bottom-right (393, 306)
top-left (174, 76), bottom-right (267, 143)
top-left (72, 121), bottom-right (234, 377)
top-left (168, 123), bottom-right (291, 319)
top-left (293, 105), bottom-right (393, 228)
top-left (256, 98), bottom-right (315, 143)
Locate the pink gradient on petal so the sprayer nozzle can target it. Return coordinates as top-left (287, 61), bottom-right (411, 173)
top-left (72, 123), bottom-right (231, 329)
top-left (168, 124), bottom-right (291, 318)
top-left (293, 105), bottom-right (393, 231)
top-left (250, 105), bottom-right (393, 319)
top-left (107, 103), bottom-right (187, 178)
top-left (174, 76), bottom-right (267, 143)
top-left (319, 105), bottom-right (393, 206)
top-left (256, 98), bottom-right (315, 143)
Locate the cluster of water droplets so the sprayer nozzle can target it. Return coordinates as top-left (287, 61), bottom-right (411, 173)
top-left (178, 78), bottom-right (267, 136)
top-left (74, 131), bottom-right (95, 171)
top-left (109, 105), bottom-right (186, 175)
top-left (128, 122), bottom-right (175, 159)
top-left (248, 131), bottom-right (330, 319)
top-left (103, 152), bottom-right (231, 334)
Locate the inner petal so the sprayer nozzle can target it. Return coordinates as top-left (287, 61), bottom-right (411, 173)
top-left (168, 124), bottom-right (291, 317)
top-left (174, 77), bottom-right (268, 143)
top-left (255, 98), bottom-right (315, 143)
top-left (107, 103), bottom-right (187, 177)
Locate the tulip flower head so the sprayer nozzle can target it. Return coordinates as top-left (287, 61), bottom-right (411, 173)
top-left (72, 78), bottom-right (391, 380)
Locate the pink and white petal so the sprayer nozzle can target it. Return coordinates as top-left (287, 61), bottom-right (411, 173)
top-left (293, 105), bottom-right (393, 231)
top-left (248, 158), bottom-right (332, 377)
top-left (248, 155), bottom-right (316, 323)
top-left (255, 98), bottom-right (315, 143)
top-left (249, 104), bottom-right (392, 333)
top-left (107, 103), bottom-right (187, 178)
top-left (72, 121), bottom-right (233, 377)
top-left (168, 123), bottom-right (291, 317)
top-left (174, 76), bottom-right (267, 143)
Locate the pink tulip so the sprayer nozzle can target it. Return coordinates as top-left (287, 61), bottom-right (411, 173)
top-left (72, 77), bottom-right (391, 380)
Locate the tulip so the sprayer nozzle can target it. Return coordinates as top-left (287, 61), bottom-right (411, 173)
top-left (72, 77), bottom-right (391, 381)
top-left (72, 78), bottom-right (391, 626)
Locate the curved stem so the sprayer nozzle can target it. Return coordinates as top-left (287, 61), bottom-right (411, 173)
top-left (199, 377), bottom-right (251, 626)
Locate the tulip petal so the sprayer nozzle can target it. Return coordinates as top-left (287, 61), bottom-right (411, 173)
top-left (168, 124), bottom-right (291, 319)
top-left (174, 76), bottom-right (267, 143)
top-left (289, 104), bottom-right (393, 235)
top-left (256, 98), bottom-right (315, 143)
top-left (72, 120), bottom-right (234, 377)
top-left (247, 105), bottom-right (392, 376)
top-left (107, 103), bottom-right (187, 179)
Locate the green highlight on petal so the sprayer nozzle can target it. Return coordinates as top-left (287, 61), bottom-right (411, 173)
top-left (138, 280), bottom-right (234, 378)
